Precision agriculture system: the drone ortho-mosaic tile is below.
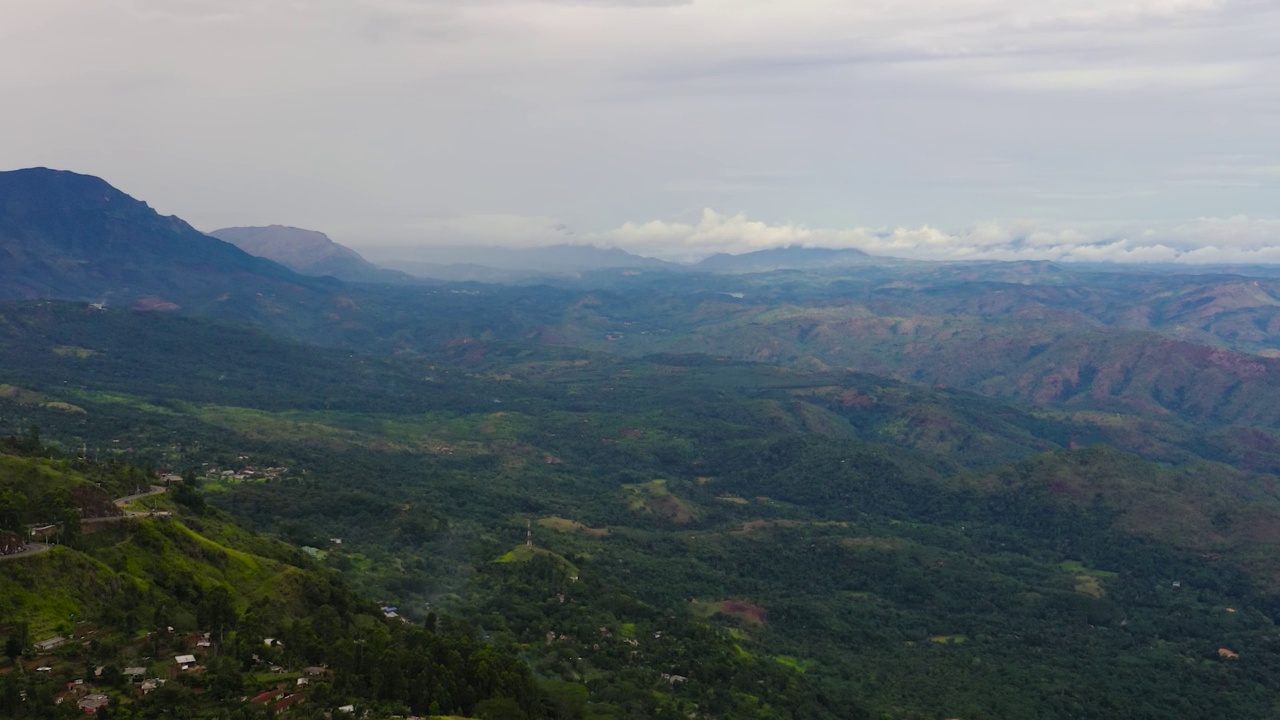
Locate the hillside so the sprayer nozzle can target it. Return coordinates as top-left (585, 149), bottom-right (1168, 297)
top-left (0, 168), bottom-right (374, 345)
top-left (0, 438), bottom-right (553, 719)
top-left (210, 225), bottom-right (415, 284)
top-left (8, 305), bottom-right (1280, 717)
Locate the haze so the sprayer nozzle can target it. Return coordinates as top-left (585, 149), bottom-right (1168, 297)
top-left (1, 0), bottom-right (1277, 262)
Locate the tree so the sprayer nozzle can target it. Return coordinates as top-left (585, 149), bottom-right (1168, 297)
top-left (475, 697), bottom-right (528, 720)
top-left (4, 621), bottom-right (29, 660)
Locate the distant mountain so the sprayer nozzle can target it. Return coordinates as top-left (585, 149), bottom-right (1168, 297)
top-left (361, 243), bottom-right (678, 279)
top-left (697, 245), bottom-right (873, 272)
top-left (0, 168), bottom-right (371, 338)
top-left (210, 225), bottom-right (414, 284)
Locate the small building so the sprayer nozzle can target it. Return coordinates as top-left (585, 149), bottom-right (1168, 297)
top-left (123, 667), bottom-right (146, 679)
top-left (253, 689), bottom-right (285, 705)
top-left (174, 654), bottom-right (198, 671)
top-left (33, 636), bottom-right (66, 652)
top-left (78, 695), bottom-right (110, 713)
top-left (141, 678), bottom-right (165, 693)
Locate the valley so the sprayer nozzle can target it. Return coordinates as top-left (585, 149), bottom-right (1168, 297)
top-left (5, 170), bottom-right (1280, 718)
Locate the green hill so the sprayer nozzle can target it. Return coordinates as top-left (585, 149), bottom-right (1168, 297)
top-left (0, 442), bottom-right (553, 720)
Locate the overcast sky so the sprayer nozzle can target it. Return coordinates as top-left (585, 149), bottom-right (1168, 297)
top-left (2, 0), bottom-right (1277, 262)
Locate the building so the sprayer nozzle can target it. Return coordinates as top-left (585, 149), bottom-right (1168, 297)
top-left (33, 636), bottom-right (66, 652)
top-left (78, 695), bottom-right (110, 713)
top-left (174, 654), bottom-right (198, 671)
top-left (29, 524), bottom-right (57, 540)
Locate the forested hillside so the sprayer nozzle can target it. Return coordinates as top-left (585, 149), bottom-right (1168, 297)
top-left (6, 304), bottom-right (1280, 718)
top-left (0, 437), bottom-right (555, 720)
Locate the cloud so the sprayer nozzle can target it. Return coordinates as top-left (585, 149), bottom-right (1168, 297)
top-left (0, 0), bottom-right (1276, 239)
top-left (583, 210), bottom-right (1280, 264)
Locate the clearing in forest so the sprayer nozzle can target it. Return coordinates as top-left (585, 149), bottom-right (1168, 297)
top-left (691, 599), bottom-right (768, 625)
top-left (537, 517), bottom-right (609, 536)
top-left (622, 479), bottom-right (699, 523)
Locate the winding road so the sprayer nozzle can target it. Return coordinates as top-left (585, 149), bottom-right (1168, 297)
top-left (114, 485), bottom-right (168, 506)
top-left (0, 485), bottom-right (169, 561)
top-left (0, 542), bottom-right (51, 562)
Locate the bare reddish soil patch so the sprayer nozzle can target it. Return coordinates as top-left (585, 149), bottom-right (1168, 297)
top-left (719, 600), bottom-right (767, 624)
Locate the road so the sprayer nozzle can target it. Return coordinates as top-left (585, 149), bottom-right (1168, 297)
top-left (1, 486), bottom-right (170, 559)
top-left (114, 485), bottom-right (167, 506)
top-left (82, 485), bottom-right (171, 525)
top-left (0, 542), bottom-right (51, 562)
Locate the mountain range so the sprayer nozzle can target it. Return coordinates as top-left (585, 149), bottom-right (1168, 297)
top-left (695, 245), bottom-right (875, 272)
top-left (11, 167), bottom-right (1280, 718)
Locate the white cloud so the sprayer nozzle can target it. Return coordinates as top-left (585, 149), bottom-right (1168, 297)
top-left (582, 210), bottom-right (1280, 264)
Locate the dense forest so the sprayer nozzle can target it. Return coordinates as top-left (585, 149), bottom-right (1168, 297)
top-left (5, 303), bottom-right (1280, 718)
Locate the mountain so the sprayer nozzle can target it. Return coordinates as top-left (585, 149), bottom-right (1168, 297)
top-left (0, 168), bottom-right (382, 345)
top-left (361, 243), bottom-right (678, 279)
top-left (209, 225), bottom-right (414, 284)
top-left (696, 245), bottom-right (874, 272)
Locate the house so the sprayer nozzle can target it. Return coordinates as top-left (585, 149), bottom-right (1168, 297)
top-left (303, 666), bottom-right (327, 676)
top-left (33, 636), bottom-right (66, 652)
top-left (275, 694), bottom-right (306, 712)
top-left (338, 705), bottom-right (356, 714)
top-left (29, 524), bottom-right (57, 539)
top-left (252, 689), bottom-right (285, 704)
top-left (140, 678), bottom-right (165, 693)
top-left (78, 695), bottom-right (110, 713)
top-left (123, 667), bottom-right (146, 679)
top-left (174, 654), bottom-right (198, 671)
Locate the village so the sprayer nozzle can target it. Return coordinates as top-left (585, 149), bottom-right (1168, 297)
top-left (11, 623), bottom-right (335, 715)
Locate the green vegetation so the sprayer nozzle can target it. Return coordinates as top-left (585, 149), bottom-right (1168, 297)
top-left (8, 301), bottom-right (1280, 718)
top-left (0, 440), bottom-right (559, 719)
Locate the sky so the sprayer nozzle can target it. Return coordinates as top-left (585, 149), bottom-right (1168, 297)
top-left (1, 0), bottom-right (1277, 263)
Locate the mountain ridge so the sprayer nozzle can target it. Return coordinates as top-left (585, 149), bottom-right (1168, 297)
top-left (210, 225), bottom-right (415, 284)
top-left (696, 245), bottom-right (873, 272)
